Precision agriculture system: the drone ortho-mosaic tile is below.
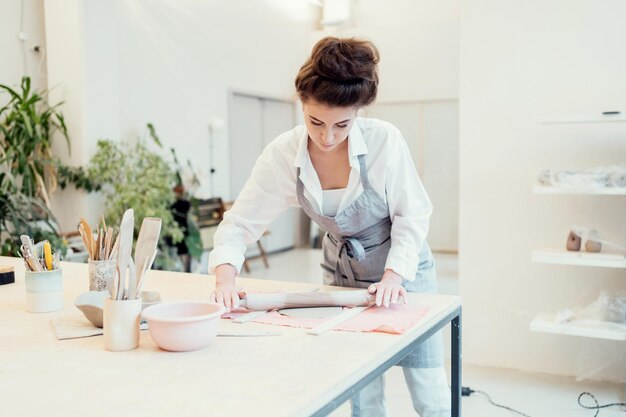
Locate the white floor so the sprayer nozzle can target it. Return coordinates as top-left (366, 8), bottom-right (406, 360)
top-left (239, 249), bottom-right (625, 416)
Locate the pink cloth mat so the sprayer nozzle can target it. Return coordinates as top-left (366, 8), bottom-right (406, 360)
top-left (223, 303), bottom-right (430, 335)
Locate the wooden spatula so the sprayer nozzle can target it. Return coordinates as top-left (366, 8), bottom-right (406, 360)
top-left (133, 217), bottom-right (162, 295)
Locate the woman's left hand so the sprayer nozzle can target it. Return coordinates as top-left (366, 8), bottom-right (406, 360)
top-left (368, 269), bottom-right (408, 307)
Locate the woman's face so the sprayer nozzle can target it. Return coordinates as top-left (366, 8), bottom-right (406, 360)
top-left (302, 99), bottom-right (358, 153)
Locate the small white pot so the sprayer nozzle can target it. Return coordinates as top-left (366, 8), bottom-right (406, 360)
top-left (25, 269), bottom-right (63, 313)
top-left (103, 297), bottom-right (141, 351)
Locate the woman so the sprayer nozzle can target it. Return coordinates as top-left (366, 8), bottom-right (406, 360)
top-left (209, 36), bottom-right (451, 417)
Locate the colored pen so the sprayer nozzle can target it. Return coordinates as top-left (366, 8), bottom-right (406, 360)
top-left (43, 241), bottom-right (53, 271)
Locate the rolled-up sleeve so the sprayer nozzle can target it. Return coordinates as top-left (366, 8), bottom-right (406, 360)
top-left (208, 141), bottom-right (296, 274)
top-left (383, 130), bottom-right (433, 281)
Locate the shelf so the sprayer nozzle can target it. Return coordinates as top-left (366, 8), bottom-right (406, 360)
top-left (532, 249), bottom-right (626, 268)
top-left (538, 114), bottom-right (626, 124)
top-left (530, 313), bottom-right (626, 341)
top-left (533, 185), bottom-right (626, 195)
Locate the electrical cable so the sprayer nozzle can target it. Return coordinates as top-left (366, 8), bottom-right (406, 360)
top-left (462, 386), bottom-right (532, 417)
top-left (463, 386), bottom-right (626, 417)
top-left (577, 392), bottom-right (626, 417)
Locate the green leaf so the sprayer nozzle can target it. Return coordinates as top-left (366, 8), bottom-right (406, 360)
top-left (146, 123), bottom-right (162, 147)
top-left (55, 113), bottom-right (70, 153)
top-left (18, 110), bottom-right (33, 138)
top-left (0, 83), bottom-right (21, 101)
top-left (21, 76), bottom-right (31, 98)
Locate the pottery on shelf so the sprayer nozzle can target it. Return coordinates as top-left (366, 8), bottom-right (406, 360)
top-left (585, 230), bottom-right (602, 253)
top-left (566, 230), bottom-right (581, 251)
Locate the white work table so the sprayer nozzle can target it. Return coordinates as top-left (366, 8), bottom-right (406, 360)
top-left (0, 256), bottom-right (462, 417)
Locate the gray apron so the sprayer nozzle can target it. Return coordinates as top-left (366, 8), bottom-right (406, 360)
top-left (296, 154), bottom-right (443, 368)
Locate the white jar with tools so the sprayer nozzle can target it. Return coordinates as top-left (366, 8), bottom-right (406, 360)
top-left (101, 209), bottom-right (162, 351)
top-left (25, 269), bottom-right (63, 313)
top-left (103, 297), bottom-right (142, 351)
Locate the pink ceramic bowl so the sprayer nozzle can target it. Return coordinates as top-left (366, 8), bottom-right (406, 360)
top-left (142, 301), bottom-right (225, 352)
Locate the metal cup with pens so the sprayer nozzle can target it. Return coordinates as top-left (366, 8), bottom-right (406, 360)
top-left (20, 235), bottom-right (63, 313)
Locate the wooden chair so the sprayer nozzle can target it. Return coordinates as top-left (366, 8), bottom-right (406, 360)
top-left (194, 197), bottom-right (225, 228)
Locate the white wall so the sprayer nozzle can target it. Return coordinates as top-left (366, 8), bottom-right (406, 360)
top-left (115, 0), bottom-right (318, 200)
top-left (0, 0), bottom-right (47, 93)
top-left (337, 0), bottom-right (460, 102)
top-left (460, 0), bottom-right (626, 382)
top-left (365, 101), bottom-right (460, 251)
top-left (44, 0), bottom-right (119, 230)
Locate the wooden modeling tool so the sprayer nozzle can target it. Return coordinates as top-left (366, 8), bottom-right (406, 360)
top-left (79, 218), bottom-right (94, 259)
top-left (127, 257), bottom-right (137, 300)
top-left (134, 217), bottom-right (162, 291)
top-left (233, 310), bottom-right (269, 324)
top-left (104, 227), bottom-right (113, 260)
top-left (135, 250), bottom-right (157, 296)
top-left (217, 331), bottom-right (282, 337)
top-left (20, 235), bottom-right (42, 272)
top-left (115, 209), bottom-right (134, 300)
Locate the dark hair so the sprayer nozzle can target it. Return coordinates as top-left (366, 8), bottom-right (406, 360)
top-left (295, 36), bottom-right (379, 107)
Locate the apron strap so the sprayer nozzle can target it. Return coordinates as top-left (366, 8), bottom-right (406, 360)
top-left (296, 167), bottom-right (304, 199)
top-left (296, 167), bottom-right (317, 215)
top-left (357, 155), bottom-right (371, 190)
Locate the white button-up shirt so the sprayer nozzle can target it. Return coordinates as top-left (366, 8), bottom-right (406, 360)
top-left (208, 117), bottom-right (433, 281)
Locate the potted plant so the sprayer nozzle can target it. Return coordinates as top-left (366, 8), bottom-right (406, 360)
top-left (84, 124), bottom-right (203, 271)
top-left (0, 77), bottom-right (71, 255)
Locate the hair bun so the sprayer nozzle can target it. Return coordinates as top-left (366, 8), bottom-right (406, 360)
top-left (311, 37), bottom-right (379, 83)
top-left (295, 36), bottom-right (380, 107)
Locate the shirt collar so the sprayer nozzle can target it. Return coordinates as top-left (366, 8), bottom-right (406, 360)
top-left (293, 118), bottom-right (369, 168)
top-left (347, 119), bottom-right (368, 168)
top-left (294, 126), bottom-right (310, 168)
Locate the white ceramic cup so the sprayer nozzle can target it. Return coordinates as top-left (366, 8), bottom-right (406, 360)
top-left (88, 259), bottom-right (116, 296)
top-left (25, 269), bottom-right (63, 313)
top-left (103, 297), bottom-right (142, 351)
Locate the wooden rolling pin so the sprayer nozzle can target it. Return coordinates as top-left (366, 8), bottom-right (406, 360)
top-left (238, 290), bottom-right (375, 311)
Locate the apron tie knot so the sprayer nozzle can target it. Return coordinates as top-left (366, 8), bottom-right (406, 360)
top-left (333, 237), bottom-right (365, 287)
top-left (340, 237), bottom-right (366, 261)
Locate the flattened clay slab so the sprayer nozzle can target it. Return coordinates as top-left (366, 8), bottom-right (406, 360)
top-left (278, 306), bottom-right (343, 319)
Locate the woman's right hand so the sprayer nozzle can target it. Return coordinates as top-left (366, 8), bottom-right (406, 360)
top-left (210, 263), bottom-right (246, 312)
